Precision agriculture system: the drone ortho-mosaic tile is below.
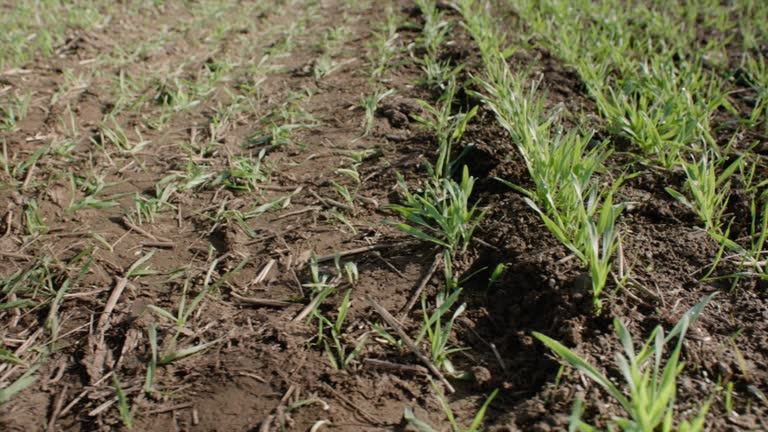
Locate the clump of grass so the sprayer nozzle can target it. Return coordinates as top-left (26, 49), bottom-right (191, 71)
top-left (300, 254), bottom-right (366, 369)
top-left (243, 89), bottom-right (320, 150)
top-left (704, 158), bottom-right (768, 283)
top-left (312, 289), bottom-right (368, 370)
top-left (211, 149), bottom-right (269, 192)
top-left (145, 258), bottom-right (246, 364)
top-left (0, 92), bottom-right (32, 132)
top-left (375, 252), bottom-right (467, 377)
top-left (741, 53), bottom-right (768, 135)
top-left (534, 293), bottom-right (717, 432)
top-left (514, 0), bottom-right (734, 168)
top-left (386, 76), bottom-right (483, 255)
top-left (415, 284), bottom-right (466, 375)
top-left (413, 0), bottom-right (451, 63)
top-left (130, 179), bottom-right (177, 225)
top-left (367, 5), bottom-right (402, 78)
top-left (313, 53), bottom-right (343, 80)
top-left (665, 148), bottom-right (742, 235)
top-left (387, 166), bottom-right (485, 255)
top-left (360, 87), bottom-right (395, 136)
top-left (404, 379), bottom-right (498, 432)
top-left (66, 171), bottom-right (127, 214)
top-left (0, 0), bottom-right (107, 70)
top-left (411, 79), bottom-right (477, 181)
top-left (23, 199), bottom-right (48, 236)
top-left (0, 144), bottom-right (47, 189)
top-left (459, 0), bottom-right (625, 311)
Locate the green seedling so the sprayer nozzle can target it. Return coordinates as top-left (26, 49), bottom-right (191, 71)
top-left (368, 5), bottom-right (402, 78)
top-left (334, 147), bottom-right (382, 164)
top-left (360, 88), bottom-right (396, 136)
top-left (244, 90), bottom-right (320, 150)
top-left (705, 160), bottom-right (768, 282)
top-left (302, 253), bottom-right (361, 325)
top-left (304, 253), bottom-right (337, 299)
top-left (23, 199), bottom-right (47, 236)
top-left (204, 193), bottom-right (295, 237)
top-left (404, 380), bottom-right (498, 432)
top-left (583, 59), bottom-right (726, 168)
top-left (56, 104), bottom-right (80, 140)
top-left (211, 149), bottom-right (269, 192)
top-left (172, 160), bottom-right (215, 191)
top-left (742, 53), bottom-right (768, 135)
top-left (0, 144), bottom-right (47, 187)
top-left (330, 163), bottom-right (361, 207)
top-left (0, 245), bottom-right (90, 329)
top-left (504, 0), bottom-right (735, 169)
top-left (113, 374), bottom-right (134, 429)
top-left (266, 21), bottom-right (304, 56)
top-left (412, 0), bottom-right (458, 89)
top-left (388, 165), bottom-right (486, 254)
top-left (534, 293), bottom-right (717, 432)
top-left (126, 251), bottom-right (159, 279)
top-left (316, 25), bottom-right (351, 53)
top-left (146, 258), bottom-right (246, 363)
top-left (724, 381), bottom-right (735, 414)
top-left (0, 1), bottom-right (105, 70)
top-left (108, 69), bottom-right (146, 116)
top-left (488, 263), bottom-right (506, 289)
top-left (49, 136), bottom-right (76, 160)
top-left (66, 195), bottom-right (122, 214)
top-left (417, 56), bottom-right (465, 90)
top-left (0, 348), bottom-right (24, 365)
top-left (313, 53), bottom-right (343, 80)
top-left (244, 123), bottom-right (302, 149)
top-left (413, 0), bottom-right (451, 60)
top-left (313, 289), bottom-right (368, 370)
top-left (95, 117), bottom-right (152, 155)
top-left (0, 92), bottom-right (32, 132)
top-left (0, 364), bottom-right (40, 405)
top-left (411, 79), bottom-right (478, 180)
top-left (151, 76), bottom-right (211, 116)
top-left (666, 149), bottom-right (742, 235)
top-left (737, 188), bottom-right (768, 279)
top-left (461, 0), bottom-right (627, 310)
top-left (375, 253), bottom-right (464, 373)
top-left (50, 69), bottom-right (92, 107)
top-left (45, 249), bottom-right (94, 341)
top-left (1, 264), bottom-right (43, 314)
top-left (333, 255), bottom-right (360, 287)
top-left (131, 180), bottom-right (177, 225)
top-left (66, 171), bottom-right (128, 214)
top-left (144, 322), bottom-right (159, 393)
top-left (329, 209), bottom-right (358, 235)
top-left (415, 286), bottom-right (466, 375)
top-left (524, 177), bottom-right (626, 311)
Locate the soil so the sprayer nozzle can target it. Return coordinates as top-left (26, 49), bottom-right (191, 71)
top-left (1, 1), bottom-right (767, 431)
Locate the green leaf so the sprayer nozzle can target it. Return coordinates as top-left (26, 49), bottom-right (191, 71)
top-left (403, 407), bottom-right (439, 432)
top-left (469, 388), bottom-right (498, 431)
top-left (160, 337), bottom-right (223, 364)
top-left (146, 305), bottom-right (177, 323)
top-left (665, 187), bottom-right (691, 208)
top-left (126, 251), bottom-right (156, 278)
top-left (0, 365), bottom-right (39, 404)
top-left (533, 332), bottom-right (630, 410)
top-left (392, 223), bottom-right (449, 248)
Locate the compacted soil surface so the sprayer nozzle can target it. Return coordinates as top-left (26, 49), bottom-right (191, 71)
top-left (1, 1), bottom-right (767, 431)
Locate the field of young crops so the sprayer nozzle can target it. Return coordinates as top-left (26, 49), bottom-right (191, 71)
top-left (1, 0), bottom-right (766, 430)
